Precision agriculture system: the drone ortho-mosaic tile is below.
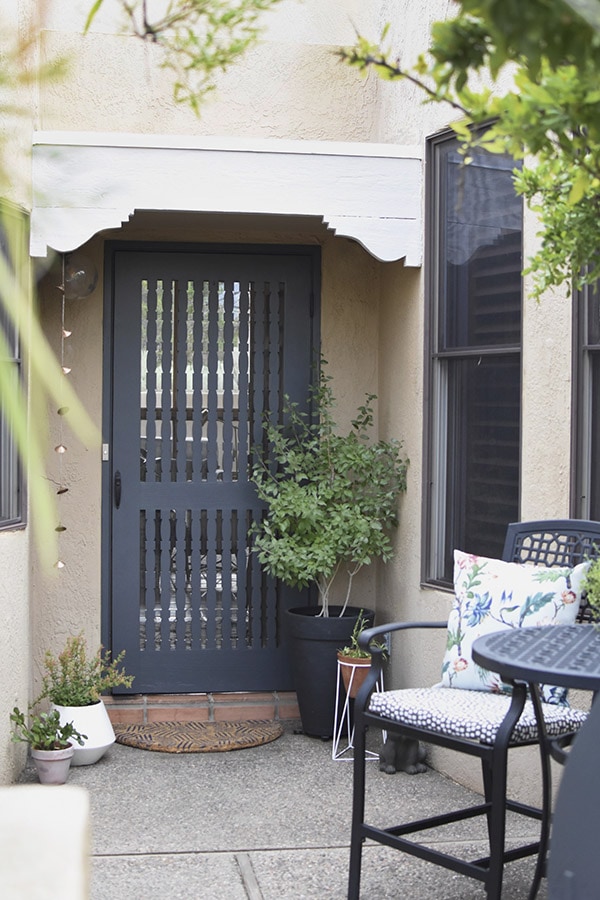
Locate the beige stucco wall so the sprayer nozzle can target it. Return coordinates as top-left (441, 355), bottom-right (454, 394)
top-left (32, 212), bottom-right (388, 690)
top-left (0, 0), bottom-right (43, 784)
top-left (357, 1), bottom-right (576, 804)
top-left (373, 172), bottom-right (576, 802)
top-left (521, 204), bottom-right (573, 520)
top-left (36, 0), bottom-right (383, 142)
top-left (27, 0), bottom-right (392, 685)
top-left (33, 244), bottom-right (104, 691)
top-left (6, 0), bottom-right (577, 811)
top-left (0, 530), bottom-right (30, 783)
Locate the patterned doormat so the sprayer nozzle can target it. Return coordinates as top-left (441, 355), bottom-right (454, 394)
top-left (114, 720), bottom-right (284, 753)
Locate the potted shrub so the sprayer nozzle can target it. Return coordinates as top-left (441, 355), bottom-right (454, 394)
top-left (337, 610), bottom-right (388, 698)
top-left (250, 365), bottom-right (408, 737)
top-left (10, 706), bottom-right (86, 785)
top-left (37, 632), bottom-right (134, 766)
top-left (582, 557), bottom-right (600, 620)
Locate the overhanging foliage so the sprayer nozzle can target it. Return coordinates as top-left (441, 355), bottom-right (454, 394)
top-left (340, 0), bottom-right (600, 298)
top-left (86, 0), bottom-right (283, 113)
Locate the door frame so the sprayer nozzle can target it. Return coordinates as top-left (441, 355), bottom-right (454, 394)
top-left (100, 239), bottom-right (321, 662)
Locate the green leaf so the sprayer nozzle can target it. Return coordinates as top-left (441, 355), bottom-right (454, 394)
top-left (568, 169), bottom-right (590, 205)
top-left (84, 0), bottom-right (105, 34)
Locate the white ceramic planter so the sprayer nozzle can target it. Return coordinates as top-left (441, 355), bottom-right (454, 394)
top-left (31, 744), bottom-right (74, 784)
top-left (53, 700), bottom-right (116, 766)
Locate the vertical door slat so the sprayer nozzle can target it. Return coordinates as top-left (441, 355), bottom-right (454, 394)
top-left (145, 280), bottom-right (158, 484)
top-left (174, 280), bottom-right (188, 483)
top-left (237, 282), bottom-right (250, 485)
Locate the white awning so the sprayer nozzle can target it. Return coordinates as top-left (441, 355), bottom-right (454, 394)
top-left (31, 132), bottom-right (422, 265)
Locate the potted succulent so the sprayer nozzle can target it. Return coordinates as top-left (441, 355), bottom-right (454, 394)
top-left (10, 706), bottom-right (86, 785)
top-left (37, 632), bottom-right (134, 766)
top-left (337, 610), bottom-right (388, 698)
top-left (250, 364), bottom-right (407, 737)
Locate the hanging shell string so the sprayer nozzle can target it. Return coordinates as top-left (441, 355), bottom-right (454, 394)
top-left (55, 256), bottom-right (70, 569)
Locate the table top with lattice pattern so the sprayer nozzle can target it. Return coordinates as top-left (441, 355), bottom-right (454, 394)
top-left (472, 624), bottom-right (600, 691)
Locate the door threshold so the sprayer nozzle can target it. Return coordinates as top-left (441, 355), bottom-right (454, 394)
top-left (104, 691), bottom-right (300, 726)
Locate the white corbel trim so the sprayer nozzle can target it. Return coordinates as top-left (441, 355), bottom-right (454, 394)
top-left (31, 132), bottom-right (422, 264)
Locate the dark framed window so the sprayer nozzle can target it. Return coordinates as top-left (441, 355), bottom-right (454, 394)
top-left (424, 130), bottom-right (523, 586)
top-left (573, 281), bottom-right (600, 519)
top-left (0, 203), bottom-right (28, 529)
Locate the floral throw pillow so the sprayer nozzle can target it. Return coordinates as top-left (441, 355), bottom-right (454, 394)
top-left (441, 550), bottom-right (590, 703)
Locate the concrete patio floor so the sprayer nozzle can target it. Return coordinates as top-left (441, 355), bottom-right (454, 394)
top-left (18, 722), bottom-right (548, 899)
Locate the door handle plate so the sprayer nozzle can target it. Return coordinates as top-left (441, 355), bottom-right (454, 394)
top-left (114, 470), bottom-right (122, 509)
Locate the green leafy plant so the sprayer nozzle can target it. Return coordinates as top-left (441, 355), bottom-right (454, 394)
top-left (10, 706), bottom-right (86, 751)
top-left (250, 364), bottom-right (408, 616)
top-left (86, 0), bottom-right (284, 114)
top-left (38, 633), bottom-right (134, 707)
top-left (339, 1), bottom-right (600, 301)
top-left (582, 555), bottom-right (600, 621)
top-left (338, 609), bottom-right (388, 659)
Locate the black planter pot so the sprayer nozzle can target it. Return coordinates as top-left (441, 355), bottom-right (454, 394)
top-left (284, 605), bottom-right (375, 739)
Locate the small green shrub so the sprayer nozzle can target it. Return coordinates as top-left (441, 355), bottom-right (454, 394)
top-left (250, 364), bottom-right (408, 615)
top-left (38, 632), bottom-right (134, 706)
top-left (338, 609), bottom-right (388, 659)
top-left (583, 556), bottom-right (600, 621)
top-left (10, 707), bottom-right (86, 751)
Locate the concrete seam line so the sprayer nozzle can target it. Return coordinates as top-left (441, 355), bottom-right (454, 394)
top-left (235, 852), bottom-right (264, 900)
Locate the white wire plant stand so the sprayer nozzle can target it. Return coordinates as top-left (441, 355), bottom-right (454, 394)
top-left (332, 658), bottom-right (385, 761)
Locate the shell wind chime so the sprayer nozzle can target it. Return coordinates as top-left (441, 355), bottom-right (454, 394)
top-left (54, 252), bottom-right (98, 570)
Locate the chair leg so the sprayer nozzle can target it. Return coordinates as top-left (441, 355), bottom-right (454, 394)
top-left (481, 757), bottom-right (493, 835)
top-left (528, 689), bottom-right (553, 900)
top-left (485, 747), bottom-right (510, 900)
top-left (482, 682), bottom-right (532, 900)
top-left (481, 729), bottom-right (512, 900)
top-left (348, 716), bottom-right (369, 900)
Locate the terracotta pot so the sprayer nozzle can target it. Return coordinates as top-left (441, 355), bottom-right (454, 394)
top-left (337, 653), bottom-right (372, 698)
top-left (31, 744), bottom-right (74, 785)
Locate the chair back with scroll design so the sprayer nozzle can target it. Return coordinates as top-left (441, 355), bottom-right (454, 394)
top-left (503, 518), bottom-right (600, 621)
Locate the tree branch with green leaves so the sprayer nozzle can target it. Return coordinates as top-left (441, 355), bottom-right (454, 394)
top-left (340, 0), bottom-right (600, 299)
top-left (86, 0), bottom-right (284, 113)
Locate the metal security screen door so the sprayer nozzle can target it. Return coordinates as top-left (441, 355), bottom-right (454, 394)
top-left (106, 244), bottom-right (318, 693)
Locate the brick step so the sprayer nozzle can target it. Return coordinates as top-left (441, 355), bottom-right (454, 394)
top-left (104, 692), bottom-right (300, 726)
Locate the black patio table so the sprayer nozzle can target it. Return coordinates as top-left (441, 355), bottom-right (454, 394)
top-left (472, 624), bottom-right (600, 900)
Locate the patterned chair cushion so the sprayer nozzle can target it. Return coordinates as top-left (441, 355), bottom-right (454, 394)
top-left (441, 550), bottom-right (591, 704)
top-left (368, 687), bottom-right (588, 745)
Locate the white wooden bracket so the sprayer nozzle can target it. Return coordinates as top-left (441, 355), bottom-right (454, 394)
top-left (31, 132), bottom-right (422, 264)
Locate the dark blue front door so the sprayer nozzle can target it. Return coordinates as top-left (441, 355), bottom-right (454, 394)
top-left (106, 243), bottom-right (319, 693)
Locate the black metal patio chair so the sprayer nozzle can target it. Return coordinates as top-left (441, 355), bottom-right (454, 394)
top-left (348, 519), bottom-right (600, 900)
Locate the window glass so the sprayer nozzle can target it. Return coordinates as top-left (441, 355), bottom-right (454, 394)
top-left (440, 148), bottom-right (522, 350)
top-left (574, 283), bottom-right (600, 518)
top-left (0, 204), bottom-right (26, 528)
top-left (440, 355), bottom-right (521, 583)
top-left (426, 133), bottom-right (522, 586)
top-left (589, 353), bottom-right (600, 516)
